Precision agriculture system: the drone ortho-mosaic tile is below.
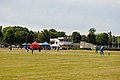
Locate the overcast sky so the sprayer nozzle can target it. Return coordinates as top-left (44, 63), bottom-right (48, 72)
top-left (0, 0), bottom-right (120, 35)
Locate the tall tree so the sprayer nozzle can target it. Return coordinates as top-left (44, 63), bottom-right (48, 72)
top-left (58, 31), bottom-right (66, 37)
top-left (49, 29), bottom-right (58, 38)
top-left (108, 32), bottom-right (112, 46)
top-left (3, 28), bottom-right (15, 44)
top-left (0, 30), bottom-right (3, 43)
top-left (87, 33), bottom-right (96, 44)
top-left (81, 35), bottom-right (87, 42)
top-left (72, 32), bottom-right (82, 43)
top-left (96, 33), bottom-right (109, 45)
top-left (3, 26), bottom-right (30, 44)
top-left (34, 31), bottom-right (44, 43)
top-left (0, 30), bottom-right (2, 38)
top-left (89, 28), bottom-right (96, 34)
top-left (87, 28), bottom-right (96, 44)
top-left (27, 31), bottom-right (34, 43)
top-left (41, 29), bottom-right (50, 43)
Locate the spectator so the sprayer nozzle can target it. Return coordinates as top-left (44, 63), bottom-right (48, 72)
top-left (100, 46), bottom-right (104, 56)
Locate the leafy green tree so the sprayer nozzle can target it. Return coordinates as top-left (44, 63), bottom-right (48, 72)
top-left (27, 31), bottom-right (34, 43)
top-left (81, 35), bottom-right (87, 41)
top-left (34, 31), bottom-right (44, 43)
top-left (49, 29), bottom-right (66, 38)
top-left (112, 35), bottom-right (116, 43)
top-left (0, 30), bottom-right (3, 43)
top-left (49, 29), bottom-right (58, 38)
top-left (95, 34), bottom-right (101, 44)
top-left (87, 33), bottom-right (96, 44)
top-left (3, 28), bottom-right (15, 44)
top-left (38, 32), bottom-right (44, 43)
top-left (87, 28), bottom-right (96, 44)
top-left (0, 30), bottom-right (2, 38)
top-left (116, 36), bottom-right (120, 47)
top-left (14, 31), bottom-right (23, 44)
top-left (2, 27), bottom-right (11, 34)
top-left (13, 26), bottom-right (29, 44)
top-left (41, 29), bottom-right (50, 43)
top-left (58, 31), bottom-right (66, 37)
top-left (34, 28), bottom-right (66, 43)
top-left (89, 28), bottom-right (96, 34)
top-left (72, 32), bottom-right (82, 43)
top-left (49, 29), bottom-right (57, 33)
top-left (108, 32), bottom-right (113, 46)
top-left (3, 26), bottom-right (30, 44)
top-left (96, 33), bottom-right (108, 45)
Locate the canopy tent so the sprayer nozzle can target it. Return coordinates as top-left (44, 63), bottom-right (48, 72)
top-left (22, 43), bottom-right (30, 46)
top-left (41, 42), bottom-right (50, 46)
top-left (30, 41), bottom-right (40, 50)
top-left (51, 43), bottom-right (59, 47)
top-left (22, 43), bottom-right (30, 50)
top-left (41, 42), bottom-right (50, 51)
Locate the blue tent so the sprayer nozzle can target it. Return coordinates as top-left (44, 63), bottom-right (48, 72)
top-left (41, 42), bottom-right (50, 46)
top-left (41, 42), bottom-right (50, 52)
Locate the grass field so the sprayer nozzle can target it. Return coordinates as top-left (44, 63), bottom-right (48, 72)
top-left (0, 48), bottom-right (120, 80)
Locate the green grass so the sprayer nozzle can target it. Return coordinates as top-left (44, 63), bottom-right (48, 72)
top-left (0, 48), bottom-right (120, 80)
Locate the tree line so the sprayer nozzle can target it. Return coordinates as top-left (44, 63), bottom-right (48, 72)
top-left (0, 26), bottom-right (66, 45)
top-left (0, 26), bottom-right (120, 47)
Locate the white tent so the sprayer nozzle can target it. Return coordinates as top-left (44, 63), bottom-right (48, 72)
top-left (51, 43), bottom-right (59, 47)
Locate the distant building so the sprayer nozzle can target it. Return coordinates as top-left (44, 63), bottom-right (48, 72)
top-left (72, 41), bottom-right (96, 50)
top-left (73, 43), bottom-right (80, 49)
top-left (0, 26), bottom-right (2, 31)
top-left (80, 41), bottom-right (95, 50)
